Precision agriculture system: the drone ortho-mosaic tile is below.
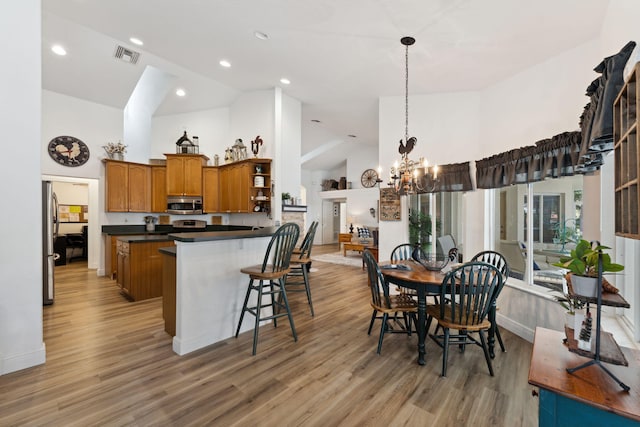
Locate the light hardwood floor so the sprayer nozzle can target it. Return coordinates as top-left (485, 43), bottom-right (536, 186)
top-left (0, 244), bottom-right (538, 426)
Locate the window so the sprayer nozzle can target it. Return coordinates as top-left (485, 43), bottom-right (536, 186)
top-left (496, 175), bottom-right (583, 289)
top-left (408, 192), bottom-right (462, 255)
top-left (524, 194), bottom-right (563, 244)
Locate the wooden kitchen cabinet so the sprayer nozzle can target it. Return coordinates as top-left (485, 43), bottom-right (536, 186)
top-left (104, 160), bottom-right (151, 212)
top-left (116, 240), bottom-right (131, 296)
top-left (165, 154), bottom-right (208, 196)
top-left (106, 234), bottom-right (130, 279)
top-left (128, 163), bottom-right (151, 212)
top-left (116, 237), bottom-right (175, 301)
top-left (218, 159), bottom-right (270, 213)
top-left (202, 166), bottom-right (220, 213)
top-left (151, 165), bottom-right (167, 213)
top-left (105, 160), bottom-right (129, 212)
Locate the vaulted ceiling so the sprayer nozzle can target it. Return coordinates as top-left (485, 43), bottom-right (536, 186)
top-left (41, 0), bottom-right (609, 170)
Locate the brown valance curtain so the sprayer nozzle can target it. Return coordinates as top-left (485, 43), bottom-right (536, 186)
top-left (417, 161), bottom-right (473, 193)
top-left (475, 131), bottom-right (582, 189)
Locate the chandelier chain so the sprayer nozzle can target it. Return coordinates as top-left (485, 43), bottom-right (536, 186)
top-left (405, 43), bottom-right (409, 143)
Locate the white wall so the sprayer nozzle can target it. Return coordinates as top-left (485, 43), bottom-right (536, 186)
top-left (124, 65), bottom-right (176, 163)
top-left (0, 0), bottom-right (45, 375)
top-left (42, 90), bottom-right (124, 178)
top-left (280, 92), bottom-right (302, 202)
top-left (151, 107), bottom-right (229, 162)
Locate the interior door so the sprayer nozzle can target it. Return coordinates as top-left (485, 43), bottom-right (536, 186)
top-left (321, 200), bottom-right (335, 244)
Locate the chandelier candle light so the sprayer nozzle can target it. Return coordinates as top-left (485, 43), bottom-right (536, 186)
top-left (384, 36), bottom-right (438, 195)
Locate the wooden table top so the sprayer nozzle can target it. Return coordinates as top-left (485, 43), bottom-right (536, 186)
top-left (379, 260), bottom-right (445, 287)
top-left (528, 327), bottom-right (640, 421)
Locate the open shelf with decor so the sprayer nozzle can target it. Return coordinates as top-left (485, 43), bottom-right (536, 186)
top-left (562, 255), bottom-right (631, 391)
top-left (614, 62), bottom-right (640, 239)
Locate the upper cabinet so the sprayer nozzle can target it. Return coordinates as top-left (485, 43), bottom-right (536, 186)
top-left (202, 167), bottom-right (220, 213)
top-left (104, 160), bottom-right (151, 212)
top-left (151, 165), bottom-right (167, 213)
top-left (165, 154), bottom-right (209, 196)
top-left (218, 159), bottom-right (271, 213)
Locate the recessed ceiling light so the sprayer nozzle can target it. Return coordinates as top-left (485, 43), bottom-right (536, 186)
top-left (176, 88), bottom-right (186, 97)
top-left (219, 60), bottom-right (231, 68)
top-left (280, 78), bottom-right (291, 85)
top-left (254, 31), bottom-right (269, 40)
top-left (311, 119), bottom-right (321, 123)
top-left (51, 44), bottom-right (67, 56)
top-left (129, 37), bottom-right (144, 46)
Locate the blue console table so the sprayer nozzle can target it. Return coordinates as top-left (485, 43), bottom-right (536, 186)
top-left (529, 327), bottom-right (640, 426)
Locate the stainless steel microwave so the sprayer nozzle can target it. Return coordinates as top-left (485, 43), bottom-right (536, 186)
top-left (167, 196), bottom-right (203, 215)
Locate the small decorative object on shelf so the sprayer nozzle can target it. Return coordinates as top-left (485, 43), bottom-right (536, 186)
top-left (281, 192), bottom-right (291, 205)
top-left (175, 131), bottom-right (198, 154)
top-left (578, 311), bottom-right (593, 351)
top-left (224, 148), bottom-right (233, 163)
top-left (251, 135), bottom-right (263, 158)
top-left (214, 154), bottom-right (219, 166)
top-left (103, 141), bottom-right (127, 160)
top-left (232, 139), bottom-right (248, 161)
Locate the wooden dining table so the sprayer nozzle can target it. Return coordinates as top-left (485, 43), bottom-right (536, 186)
top-left (380, 260), bottom-right (498, 365)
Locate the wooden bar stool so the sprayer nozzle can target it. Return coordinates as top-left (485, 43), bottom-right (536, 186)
top-left (287, 221), bottom-right (318, 316)
top-left (235, 223), bottom-right (300, 355)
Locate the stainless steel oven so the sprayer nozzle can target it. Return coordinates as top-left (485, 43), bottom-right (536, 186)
top-left (167, 196), bottom-right (203, 215)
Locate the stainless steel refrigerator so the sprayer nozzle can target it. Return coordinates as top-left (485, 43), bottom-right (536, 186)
top-left (42, 181), bottom-right (59, 305)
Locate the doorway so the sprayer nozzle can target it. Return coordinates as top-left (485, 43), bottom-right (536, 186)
top-left (321, 199), bottom-right (346, 244)
top-left (42, 175), bottom-right (100, 270)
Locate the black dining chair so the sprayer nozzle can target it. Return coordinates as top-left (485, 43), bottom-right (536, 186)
top-left (364, 250), bottom-right (418, 354)
top-left (391, 243), bottom-right (440, 306)
top-left (426, 262), bottom-right (503, 377)
top-left (390, 243), bottom-right (419, 296)
top-left (470, 250), bottom-right (510, 356)
top-left (235, 223), bottom-right (300, 355)
top-left (286, 221), bottom-right (318, 316)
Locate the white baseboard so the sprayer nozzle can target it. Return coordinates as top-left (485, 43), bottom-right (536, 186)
top-left (1, 343), bottom-right (46, 375)
top-left (497, 313), bottom-right (535, 343)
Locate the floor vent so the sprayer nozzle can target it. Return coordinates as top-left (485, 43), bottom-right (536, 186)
top-left (114, 45), bottom-right (140, 64)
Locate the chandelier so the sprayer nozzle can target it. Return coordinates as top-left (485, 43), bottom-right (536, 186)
top-left (386, 36), bottom-right (438, 195)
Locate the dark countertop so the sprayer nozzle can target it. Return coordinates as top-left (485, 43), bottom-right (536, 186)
top-left (102, 224), bottom-right (254, 235)
top-left (169, 226), bottom-right (277, 242)
top-left (117, 235), bottom-right (175, 243)
top-left (159, 246), bottom-right (176, 256)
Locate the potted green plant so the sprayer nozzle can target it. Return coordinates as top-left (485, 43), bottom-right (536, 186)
top-left (552, 239), bottom-right (624, 297)
top-left (408, 211), bottom-right (440, 253)
top-left (281, 192), bottom-right (291, 205)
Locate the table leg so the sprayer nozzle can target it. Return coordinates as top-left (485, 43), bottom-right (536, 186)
top-left (488, 302), bottom-right (496, 359)
top-left (416, 289), bottom-right (427, 365)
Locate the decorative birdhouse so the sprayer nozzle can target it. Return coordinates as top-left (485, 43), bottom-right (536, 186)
top-left (175, 131), bottom-right (197, 154)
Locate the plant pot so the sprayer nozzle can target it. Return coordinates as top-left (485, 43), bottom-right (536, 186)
top-left (564, 311), bottom-right (575, 329)
top-left (570, 274), bottom-right (598, 298)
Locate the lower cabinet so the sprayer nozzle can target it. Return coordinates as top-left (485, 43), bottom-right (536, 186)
top-left (161, 250), bottom-right (176, 336)
top-left (116, 239), bottom-right (175, 301)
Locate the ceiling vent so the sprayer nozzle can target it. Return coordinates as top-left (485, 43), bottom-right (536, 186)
top-left (114, 45), bottom-right (140, 64)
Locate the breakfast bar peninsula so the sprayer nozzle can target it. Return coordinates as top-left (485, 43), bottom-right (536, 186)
top-left (160, 227), bottom-right (278, 355)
